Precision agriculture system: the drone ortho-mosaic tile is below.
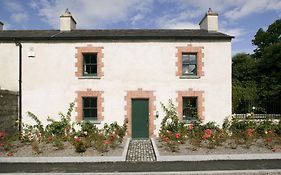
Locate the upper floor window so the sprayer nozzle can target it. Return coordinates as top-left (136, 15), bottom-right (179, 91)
top-left (182, 53), bottom-right (197, 76)
top-left (75, 46), bottom-right (104, 78)
top-left (83, 53), bottom-right (97, 76)
top-left (176, 44), bottom-right (204, 78)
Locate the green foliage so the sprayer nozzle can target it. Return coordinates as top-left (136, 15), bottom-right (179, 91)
top-left (52, 136), bottom-right (64, 150)
top-left (45, 102), bottom-right (75, 140)
top-left (232, 53), bottom-right (258, 113)
top-left (159, 100), bottom-right (187, 152)
top-left (233, 19), bottom-right (281, 114)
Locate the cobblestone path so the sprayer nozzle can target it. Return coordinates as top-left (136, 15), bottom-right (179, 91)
top-left (126, 139), bottom-right (156, 162)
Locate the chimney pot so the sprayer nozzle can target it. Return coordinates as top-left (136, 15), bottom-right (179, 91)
top-left (199, 9), bottom-right (218, 32)
top-left (60, 9), bottom-right (76, 31)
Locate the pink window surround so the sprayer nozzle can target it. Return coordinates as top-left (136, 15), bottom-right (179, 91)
top-left (176, 44), bottom-right (204, 77)
top-left (176, 89), bottom-right (205, 121)
top-left (75, 45), bottom-right (104, 78)
top-left (75, 89), bottom-right (104, 122)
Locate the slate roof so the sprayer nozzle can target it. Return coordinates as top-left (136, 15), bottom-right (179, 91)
top-left (0, 29), bottom-right (233, 41)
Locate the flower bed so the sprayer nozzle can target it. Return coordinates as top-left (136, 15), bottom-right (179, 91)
top-left (157, 100), bottom-right (281, 155)
top-left (0, 103), bottom-right (127, 157)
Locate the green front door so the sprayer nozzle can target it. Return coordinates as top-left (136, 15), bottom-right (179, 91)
top-left (132, 99), bottom-right (149, 139)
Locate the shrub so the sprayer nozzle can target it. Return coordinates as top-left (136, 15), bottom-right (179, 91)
top-left (73, 136), bottom-right (86, 153)
top-left (186, 122), bottom-right (204, 150)
top-left (53, 136), bottom-right (64, 150)
top-left (31, 140), bottom-right (42, 154)
top-left (45, 102), bottom-right (75, 141)
top-left (159, 100), bottom-right (186, 152)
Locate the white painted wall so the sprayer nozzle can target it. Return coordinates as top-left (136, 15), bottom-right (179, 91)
top-left (0, 40), bottom-right (232, 134)
top-left (0, 43), bottom-right (19, 91)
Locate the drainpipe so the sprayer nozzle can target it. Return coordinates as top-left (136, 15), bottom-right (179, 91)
top-left (15, 41), bottom-right (22, 132)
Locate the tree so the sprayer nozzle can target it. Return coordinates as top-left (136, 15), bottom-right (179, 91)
top-left (232, 53), bottom-right (258, 113)
top-left (233, 18), bottom-right (281, 114)
top-left (252, 19), bottom-right (281, 111)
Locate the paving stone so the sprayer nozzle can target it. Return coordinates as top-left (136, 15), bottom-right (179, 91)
top-left (126, 139), bottom-right (156, 162)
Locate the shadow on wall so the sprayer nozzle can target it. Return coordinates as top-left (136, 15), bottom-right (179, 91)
top-left (0, 89), bottom-right (18, 134)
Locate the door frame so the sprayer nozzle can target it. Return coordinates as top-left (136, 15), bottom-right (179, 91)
top-left (124, 89), bottom-right (156, 138)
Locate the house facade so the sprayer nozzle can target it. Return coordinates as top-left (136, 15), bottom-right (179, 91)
top-left (0, 10), bottom-right (233, 138)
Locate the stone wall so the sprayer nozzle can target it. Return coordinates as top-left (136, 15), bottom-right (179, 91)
top-left (0, 90), bottom-right (18, 134)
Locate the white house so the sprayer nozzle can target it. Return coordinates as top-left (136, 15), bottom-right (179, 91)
top-left (0, 9), bottom-right (233, 138)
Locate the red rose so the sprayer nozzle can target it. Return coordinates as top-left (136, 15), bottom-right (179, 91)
top-left (175, 133), bottom-right (181, 139)
top-left (205, 129), bottom-right (212, 135)
top-left (246, 128), bottom-right (254, 137)
top-left (47, 136), bottom-right (53, 142)
top-left (189, 124), bottom-right (193, 131)
top-left (203, 129), bottom-right (212, 139)
top-left (103, 140), bottom-right (110, 145)
top-left (0, 132), bottom-right (6, 139)
top-left (265, 138), bottom-right (272, 142)
top-left (267, 130), bottom-right (273, 134)
top-left (7, 152), bottom-right (13, 157)
top-left (74, 137), bottom-right (81, 142)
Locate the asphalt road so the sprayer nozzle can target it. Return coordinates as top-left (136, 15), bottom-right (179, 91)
top-left (0, 160), bottom-right (281, 173)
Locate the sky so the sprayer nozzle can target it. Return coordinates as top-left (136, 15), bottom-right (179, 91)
top-left (0, 0), bottom-right (280, 55)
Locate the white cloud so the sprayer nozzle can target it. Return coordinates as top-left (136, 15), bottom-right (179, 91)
top-left (224, 0), bottom-right (281, 20)
top-left (31, 0), bottom-right (153, 28)
top-left (163, 0), bottom-right (281, 21)
top-left (4, 0), bottom-right (24, 12)
top-left (4, 0), bottom-right (29, 23)
top-left (10, 13), bottom-right (28, 23)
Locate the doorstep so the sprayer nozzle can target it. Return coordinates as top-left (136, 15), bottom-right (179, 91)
top-left (150, 138), bottom-right (281, 162)
top-left (0, 138), bottom-right (130, 163)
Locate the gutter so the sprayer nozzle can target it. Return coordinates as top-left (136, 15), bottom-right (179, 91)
top-left (15, 40), bottom-right (22, 132)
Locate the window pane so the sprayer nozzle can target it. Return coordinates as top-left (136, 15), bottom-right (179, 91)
top-left (183, 65), bottom-right (196, 75)
top-left (84, 65), bottom-right (97, 75)
top-left (189, 54), bottom-right (196, 64)
top-left (182, 54), bottom-right (189, 63)
top-left (83, 97), bottom-right (97, 108)
top-left (188, 65), bottom-right (196, 74)
top-left (84, 54), bottom-right (97, 64)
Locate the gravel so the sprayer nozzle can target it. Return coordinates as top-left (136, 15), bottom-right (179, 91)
top-left (155, 138), bottom-right (281, 156)
top-left (0, 140), bottom-right (125, 157)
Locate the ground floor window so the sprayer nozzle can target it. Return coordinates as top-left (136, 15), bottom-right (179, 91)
top-left (83, 97), bottom-right (97, 121)
top-left (183, 97), bottom-right (198, 121)
top-left (75, 90), bottom-right (104, 122)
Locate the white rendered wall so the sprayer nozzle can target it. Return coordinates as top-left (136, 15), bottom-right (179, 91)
top-left (0, 41), bottom-right (232, 133)
top-left (0, 43), bottom-right (19, 91)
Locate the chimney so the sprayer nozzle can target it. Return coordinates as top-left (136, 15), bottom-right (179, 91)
top-left (199, 8), bottom-right (218, 32)
top-left (60, 9), bottom-right (76, 31)
top-left (0, 21), bottom-right (3, 30)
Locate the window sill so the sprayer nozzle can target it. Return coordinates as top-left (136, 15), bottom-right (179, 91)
top-left (83, 120), bottom-right (101, 124)
top-left (183, 119), bottom-right (200, 124)
top-left (78, 76), bottom-right (101, 79)
top-left (180, 75), bottom-right (200, 79)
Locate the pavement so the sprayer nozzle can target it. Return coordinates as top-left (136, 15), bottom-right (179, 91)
top-left (0, 160), bottom-right (281, 174)
top-left (126, 139), bottom-right (156, 162)
top-left (0, 139), bottom-right (281, 174)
